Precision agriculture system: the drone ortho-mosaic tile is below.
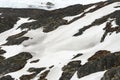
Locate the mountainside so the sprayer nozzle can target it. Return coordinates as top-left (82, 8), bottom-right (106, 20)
top-left (0, 0), bottom-right (120, 80)
top-left (0, 0), bottom-right (107, 10)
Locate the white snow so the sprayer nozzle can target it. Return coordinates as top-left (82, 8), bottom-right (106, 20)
top-left (0, 0), bottom-right (107, 10)
top-left (0, 1), bottom-right (119, 80)
top-left (2, 45), bottom-right (24, 58)
top-left (0, 18), bottom-right (36, 58)
top-left (0, 18), bottom-right (36, 45)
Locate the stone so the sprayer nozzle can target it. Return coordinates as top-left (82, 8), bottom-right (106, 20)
top-left (0, 52), bottom-right (32, 75)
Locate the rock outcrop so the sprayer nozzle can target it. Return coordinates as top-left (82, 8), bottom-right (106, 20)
top-left (77, 51), bottom-right (120, 78)
top-left (0, 52), bottom-right (32, 75)
top-left (59, 60), bottom-right (81, 80)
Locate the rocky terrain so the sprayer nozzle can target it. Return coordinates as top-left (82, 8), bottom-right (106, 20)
top-left (0, 0), bottom-right (120, 80)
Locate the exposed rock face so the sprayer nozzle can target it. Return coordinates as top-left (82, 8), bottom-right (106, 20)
top-left (46, 2), bottom-right (55, 9)
top-left (0, 49), bottom-right (6, 54)
top-left (38, 70), bottom-right (50, 80)
top-left (74, 10), bottom-right (120, 37)
top-left (0, 75), bottom-right (14, 80)
top-left (6, 31), bottom-right (28, 41)
top-left (0, 16), bottom-right (18, 33)
top-left (2, 31), bottom-right (29, 45)
top-left (59, 60), bottom-right (81, 80)
top-left (30, 59), bottom-right (40, 63)
top-left (20, 67), bottom-right (46, 80)
top-left (18, 4), bottom-right (88, 32)
top-left (77, 51), bottom-right (120, 78)
top-left (0, 0), bottom-right (119, 80)
top-left (3, 37), bottom-right (29, 45)
top-left (72, 53), bottom-right (83, 59)
top-left (88, 50), bottom-right (111, 61)
top-left (0, 4), bottom-right (90, 33)
top-left (0, 56), bottom-right (5, 62)
top-left (0, 52), bottom-right (32, 75)
top-left (101, 66), bottom-right (120, 80)
top-left (101, 11), bottom-right (120, 42)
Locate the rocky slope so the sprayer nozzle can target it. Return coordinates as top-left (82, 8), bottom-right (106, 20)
top-left (0, 0), bottom-right (120, 80)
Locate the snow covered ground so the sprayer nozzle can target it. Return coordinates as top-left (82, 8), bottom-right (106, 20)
top-left (0, 0), bottom-right (107, 10)
top-left (0, 0), bottom-right (120, 80)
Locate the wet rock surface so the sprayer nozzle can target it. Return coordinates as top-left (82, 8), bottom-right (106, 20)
top-left (88, 50), bottom-right (111, 61)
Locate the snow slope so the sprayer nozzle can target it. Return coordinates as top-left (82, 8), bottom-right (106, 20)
top-left (0, 0), bottom-right (120, 80)
top-left (0, 0), bottom-right (107, 10)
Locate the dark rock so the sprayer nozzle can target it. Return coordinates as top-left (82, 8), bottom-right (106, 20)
top-left (77, 51), bottom-right (120, 78)
top-left (0, 52), bottom-right (32, 75)
top-left (2, 31), bottom-right (29, 45)
top-left (28, 67), bottom-right (46, 73)
top-left (0, 4), bottom-right (87, 33)
top-left (73, 10), bottom-right (120, 37)
top-left (18, 21), bottom-right (40, 30)
top-left (46, 2), bottom-right (54, 9)
top-left (0, 75), bottom-right (14, 80)
top-left (88, 50), bottom-right (111, 61)
top-left (20, 67), bottom-right (46, 80)
top-left (3, 37), bottom-right (29, 45)
top-left (101, 66), bottom-right (120, 80)
top-left (6, 31), bottom-right (28, 41)
top-left (72, 53), bottom-right (83, 59)
top-left (30, 59), bottom-right (40, 63)
top-left (59, 60), bottom-right (81, 80)
top-left (0, 49), bottom-right (6, 54)
top-left (20, 73), bottom-right (36, 80)
top-left (0, 56), bottom-right (5, 62)
top-left (38, 70), bottom-right (50, 80)
top-left (49, 65), bottom-right (54, 69)
top-left (73, 13), bottom-right (111, 36)
top-left (0, 16), bottom-right (18, 33)
top-left (110, 10), bottom-right (120, 26)
top-left (42, 18), bottom-right (67, 32)
top-left (68, 1), bottom-right (110, 24)
top-left (101, 11), bottom-right (120, 42)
